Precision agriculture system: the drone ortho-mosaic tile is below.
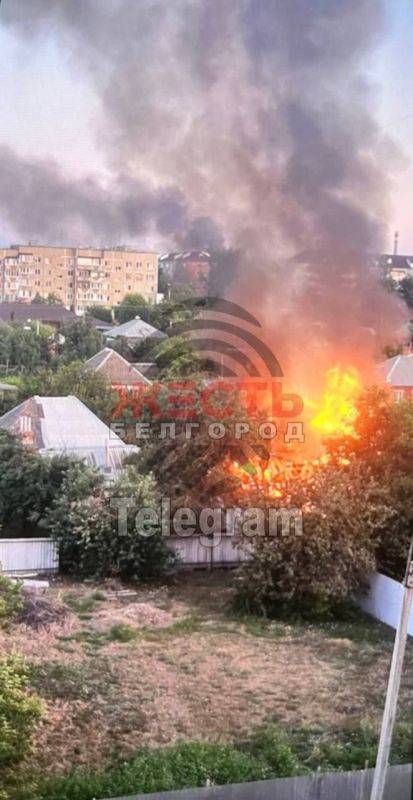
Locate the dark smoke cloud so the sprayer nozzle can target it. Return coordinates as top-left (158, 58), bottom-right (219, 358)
top-left (0, 0), bottom-right (405, 370)
top-left (0, 145), bottom-right (188, 244)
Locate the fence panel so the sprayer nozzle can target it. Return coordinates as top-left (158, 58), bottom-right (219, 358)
top-left (358, 572), bottom-right (413, 636)
top-left (168, 535), bottom-right (252, 567)
top-left (105, 764), bottom-right (412, 800)
top-left (0, 538), bottom-right (58, 575)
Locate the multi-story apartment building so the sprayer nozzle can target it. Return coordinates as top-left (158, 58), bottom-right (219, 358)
top-left (0, 245), bottom-right (158, 313)
top-left (159, 250), bottom-right (211, 296)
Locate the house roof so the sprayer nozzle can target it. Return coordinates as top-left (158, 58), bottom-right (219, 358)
top-left (0, 303), bottom-right (77, 325)
top-left (0, 395), bottom-right (137, 476)
top-left (378, 354), bottom-right (413, 388)
top-left (380, 255), bottom-right (413, 271)
top-left (89, 317), bottom-right (113, 332)
top-left (104, 315), bottom-right (167, 341)
top-left (159, 250), bottom-right (211, 262)
top-left (85, 348), bottom-right (151, 386)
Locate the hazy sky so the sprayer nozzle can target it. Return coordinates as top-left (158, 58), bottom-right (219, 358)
top-left (0, 0), bottom-right (412, 252)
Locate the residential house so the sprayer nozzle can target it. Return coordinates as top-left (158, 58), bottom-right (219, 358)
top-left (0, 302), bottom-right (77, 330)
top-left (85, 348), bottom-right (151, 390)
top-left (378, 254), bottom-right (413, 284)
top-left (378, 354), bottom-right (413, 401)
top-left (0, 395), bottom-right (136, 478)
top-left (104, 316), bottom-right (167, 346)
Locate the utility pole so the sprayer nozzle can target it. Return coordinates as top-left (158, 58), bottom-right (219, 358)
top-left (370, 539), bottom-right (413, 800)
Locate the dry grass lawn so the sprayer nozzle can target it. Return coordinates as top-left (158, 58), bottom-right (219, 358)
top-left (1, 572), bottom-right (412, 775)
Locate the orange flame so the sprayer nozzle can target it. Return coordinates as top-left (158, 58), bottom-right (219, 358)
top-left (226, 365), bottom-right (362, 499)
top-left (309, 365), bottom-right (361, 437)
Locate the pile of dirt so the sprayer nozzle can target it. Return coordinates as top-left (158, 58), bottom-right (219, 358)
top-left (17, 591), bottom-right (68, 630)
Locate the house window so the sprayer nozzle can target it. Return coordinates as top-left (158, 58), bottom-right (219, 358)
top-left (394, 389), bottom-right (404, 403)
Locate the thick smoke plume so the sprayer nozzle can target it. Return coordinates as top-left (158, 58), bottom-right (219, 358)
top-left (0, 0), bottom-right (405, 376)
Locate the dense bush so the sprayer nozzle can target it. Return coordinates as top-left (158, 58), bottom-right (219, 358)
top-left (42, 464), bottom-right (174, 581)
top-left (0, 322), bottom-right (54, 372)
top-left (0, 431), bottom-right (95, 536)
top-left (0, 574), bottom-right (23, 628)
top-left (328, 389), bottom-right (413, 581)
top-left (15, 741), bottom-right (271, 800)
top-left (233, 464), bottom-right (381, 618)
top-left (0, 654), bottom-right (42, 772)
top-left (234, 391), bottom-right (413, 616)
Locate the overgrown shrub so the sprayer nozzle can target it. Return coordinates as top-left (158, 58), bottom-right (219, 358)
top-left (327, 390), bottom-right (413, 581)
top-left (0, 654), bottom-right (42, 771)
top-left (0, 574), bottom-right (23, 628)
top-left (0, 431), bottom-right (97, 537)
top-left (43, 465), bottom-right (174, 581)
top-left (16, 741), bottom-right (271, 800)
top-left (12, 721), bottom-right (412, 800)
top-left (233, 465), bottom-right (381, 618)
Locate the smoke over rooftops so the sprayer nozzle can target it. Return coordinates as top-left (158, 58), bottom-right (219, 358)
top-left (0, 0), bottom-right (406, 364)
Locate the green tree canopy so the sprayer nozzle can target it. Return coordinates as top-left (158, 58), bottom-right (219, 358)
top-left (19, 361), bottom-right (117, 424)
top-left (0, 323), bottom-right (54, 373)
top-left (58, 318), bottom-right (103, 362)
top-left (114, 293), bottom-right (148, 324)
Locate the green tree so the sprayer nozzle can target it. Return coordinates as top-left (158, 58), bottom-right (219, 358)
top-left (0, 430), bottom-right (52, 535)
top-left (32, 292), bottom-right (62, 305)
top-left (326, 388), bottom-right (413, 579)
top-left (19, 361), bottom-right (117, 424)
top-left (234, 388), bottom-right (413, 618)
top-left (0, 323), bottom-right (54, 372)
top-left (58, 318), bottom-right (102, 362)
top-left (42, 464), bottom-right (174, 580)
top-left (0, 430), bottom-right (95, 536)
top-left (115, 293), bottom-right (148, 324)
top-left (86, 306), bottom-right (113, 323)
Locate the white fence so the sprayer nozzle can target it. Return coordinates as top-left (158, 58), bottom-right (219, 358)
top-left (169, 535), bottom-right (252, 567)
top-left (358, 572), bottom-right (413, 636)
top-left (105, 763), bottom-right (412, 800)
top-left (0, 538), bottom-right (58, 575)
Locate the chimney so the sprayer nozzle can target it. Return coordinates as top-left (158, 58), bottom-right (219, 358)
top-left (393, 230), bottom-right (399, 256)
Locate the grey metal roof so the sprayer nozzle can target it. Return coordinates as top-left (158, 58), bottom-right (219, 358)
top-left (0, 303), bottom-right (76, 325)
top-left (104, 316), bottom-right (167, 341)
top-left (378, 354), bottom-right (413, 388)
top-left (0, 395), bottom-right (137, 477)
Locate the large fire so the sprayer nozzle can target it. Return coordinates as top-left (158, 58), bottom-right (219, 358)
top-left (309, 366), bottom-right (362, 437)
top-left (227, 365), bottom-right (362, 498)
